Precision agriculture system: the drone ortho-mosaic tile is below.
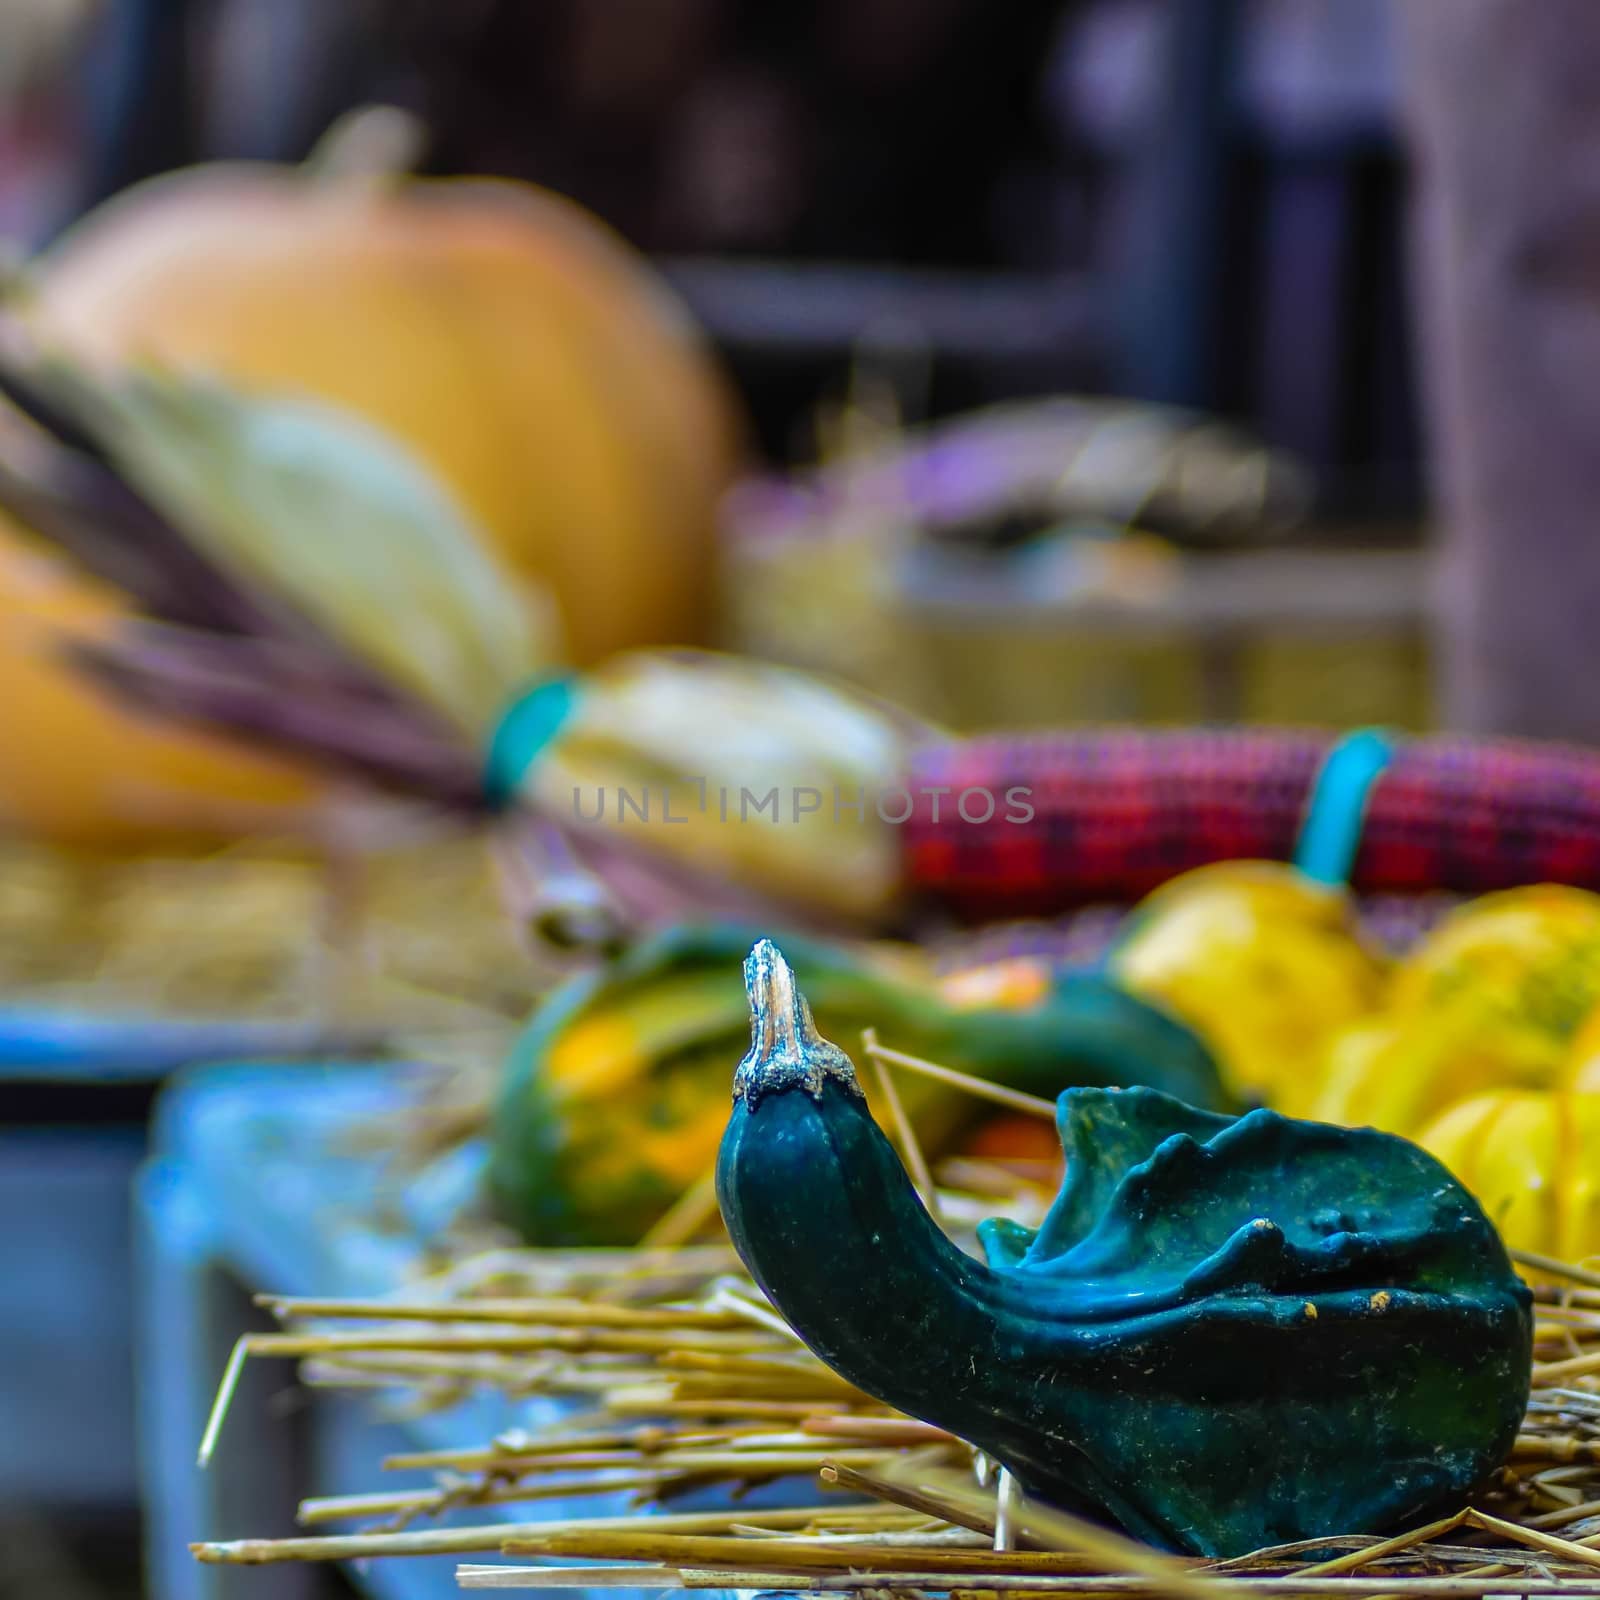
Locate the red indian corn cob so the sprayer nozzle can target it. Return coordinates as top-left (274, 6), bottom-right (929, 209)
top-left (902, 728), bottom-right (1600, 920)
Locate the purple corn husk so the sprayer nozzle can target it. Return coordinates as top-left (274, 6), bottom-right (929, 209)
top-left (69, 625), bottom-right (486, 810)
top-left (560, 821), bottom-right (859, 937)
top-left (0, 352), bottom-right (283, 635)
top-left (0, 348), bottom-right (917, 953)
top-left (0, 351), bottom-right (114, 464)
top-left (0, 339), bottom-right (493, 810)
top-left (0, 448), bottom-right (264, 635)
top-left (0, 344), bottom-right (450, 708)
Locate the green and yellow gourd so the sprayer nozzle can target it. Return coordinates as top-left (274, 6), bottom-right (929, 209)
top-left (489, 922), bottom-right (1227, 1246)
top-left (717, 939), bottom-right (1533, 1559)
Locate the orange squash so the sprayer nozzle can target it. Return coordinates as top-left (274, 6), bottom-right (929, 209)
top-left (0, 518), bottom-right (323, 846)
top-left (27, 129), bottom-right (744, 666)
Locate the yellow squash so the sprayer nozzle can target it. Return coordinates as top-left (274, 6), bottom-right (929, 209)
top-left (1391, 885), bottom-right (1600, 1041)
top-left (1309, 1002), bottom-right (1568, 1138)
top-left (1110, 861), bottom-right (1386, 1109)
top-left (1561, 999), bottom-right (1600, 1092)
top-left (1306, 884), bottom-right (1600, 1135)
top-left (1418, 1089), bottom-right (1600, 1265)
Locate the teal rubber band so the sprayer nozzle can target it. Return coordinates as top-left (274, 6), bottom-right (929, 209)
top-left (1294, 727), bottom-right (1396, 887)
top-left (482, 675), bottom-right (578, 808)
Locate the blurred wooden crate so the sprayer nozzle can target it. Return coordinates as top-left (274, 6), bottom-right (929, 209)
top-left (726, 533), bottom-right (1430, 732)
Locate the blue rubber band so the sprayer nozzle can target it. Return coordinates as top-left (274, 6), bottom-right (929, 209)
top-left (482, 675), bottom-right (578, 809)
top-left (1294, 727), bottom-right (1396, 887)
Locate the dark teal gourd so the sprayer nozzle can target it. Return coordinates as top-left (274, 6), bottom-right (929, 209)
top-left (717, 939), bottom-right (1534, 1559)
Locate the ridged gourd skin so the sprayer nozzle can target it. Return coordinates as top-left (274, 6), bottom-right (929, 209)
top-left (717, 940), bottom-right (1534, 1560)
top-left (489, 921), bottom-right (1228, 1247)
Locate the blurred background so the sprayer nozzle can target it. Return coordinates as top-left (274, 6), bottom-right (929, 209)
top-left (2, 0), bottom-right (1596, 1595)
top-left (7, 0), bottom-right (1418, 480)
top-left (0, 0), bottom-right (1437, 732)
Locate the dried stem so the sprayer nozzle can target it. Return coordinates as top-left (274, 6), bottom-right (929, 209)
top-left (860, 1037), bottom-right (1057, 1120)
top-left (863, 1026), bottom-right (942, 1220)
top-left (193, 1504), bottom-right (874, 1565)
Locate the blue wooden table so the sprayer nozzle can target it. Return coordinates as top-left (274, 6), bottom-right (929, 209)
top-left (141, 1062), bottom-right (527, 1600)
top-left (137, 1063), bottom-right (761, 1600)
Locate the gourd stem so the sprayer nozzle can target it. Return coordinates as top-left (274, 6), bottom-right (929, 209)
top-left (302, 106), bottom-right (428, 187)
top-left (735, 939), bottom-right (859, 1103)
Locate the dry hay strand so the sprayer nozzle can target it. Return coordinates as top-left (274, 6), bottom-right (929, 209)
top-left (186, 1208), bottom-right (1600, 1595)
top-left (187, 1047), bottom-right (1600, 1596)
top-left (0, 829), bottom-right (533, 1026)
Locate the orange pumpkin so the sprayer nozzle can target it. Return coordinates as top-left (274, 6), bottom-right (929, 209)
top-left (27, 127), bottom-right (744, 666)
top-left (0, 519), bottom-right (323, 846)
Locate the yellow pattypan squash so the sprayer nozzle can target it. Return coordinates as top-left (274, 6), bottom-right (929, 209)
top-left (1111, 861), bottom-right (1386, 1109)
top-left (1417, 1089), bottom-right (1600, 1266)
